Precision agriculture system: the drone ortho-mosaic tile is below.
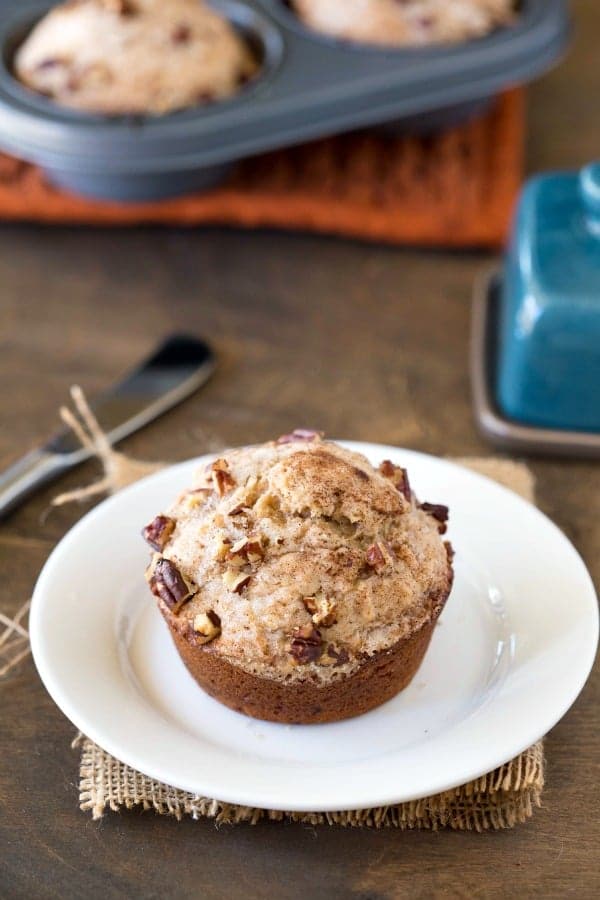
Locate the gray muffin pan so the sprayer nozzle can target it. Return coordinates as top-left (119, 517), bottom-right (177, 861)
top-left (0, 0), bottom-right (570, 201)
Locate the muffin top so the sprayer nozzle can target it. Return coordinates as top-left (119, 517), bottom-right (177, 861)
top-left (14, 0), bottom-right (257, 116)
top-left (144, 432), bottom-right (453, 684)
top-left (291, 0), bottom-right (515, 47)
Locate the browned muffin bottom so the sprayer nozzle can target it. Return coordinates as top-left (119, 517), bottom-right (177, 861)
top-left (142, 431), bottom-right (454, 724)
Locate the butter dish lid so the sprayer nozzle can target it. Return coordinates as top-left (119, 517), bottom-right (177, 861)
top-left (471, 269), bottom-right (600, 458)
top-left (495, 162), bottom-right (600, 434)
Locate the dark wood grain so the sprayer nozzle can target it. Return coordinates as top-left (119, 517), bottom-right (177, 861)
top-left (1, 2), bottom-right (599, 898)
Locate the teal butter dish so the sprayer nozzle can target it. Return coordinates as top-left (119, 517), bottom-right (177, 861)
top-left (496, 162), bottom-right (600, 432)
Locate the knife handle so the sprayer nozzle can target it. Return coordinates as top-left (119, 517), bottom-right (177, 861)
top-left (0, 449), bottom-right (73, 519)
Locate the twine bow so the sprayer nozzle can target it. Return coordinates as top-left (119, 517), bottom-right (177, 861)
top-left (52, 385), bottom-right (163, 507)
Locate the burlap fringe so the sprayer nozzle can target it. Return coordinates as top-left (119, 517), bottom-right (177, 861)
top-left (78, 737), bottom-right (544, 830)
top-left (0, 599), bottom-right (31, 677)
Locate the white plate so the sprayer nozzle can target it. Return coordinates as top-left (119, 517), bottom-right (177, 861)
top-left (30, 443), bottom-right (598, 812)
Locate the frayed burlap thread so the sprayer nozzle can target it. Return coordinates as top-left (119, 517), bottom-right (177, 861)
top-left (78, 737), bottom-right (544, 830)
top-left (0, 599), bottom-right (31, 677)
top-left (75, 453), bottom-right (545, 830)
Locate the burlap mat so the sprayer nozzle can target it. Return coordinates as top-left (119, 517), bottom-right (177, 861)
top-left (0, 390), bottom-right (543, 829)
top-left (0, 91), bottom-right (523, 248)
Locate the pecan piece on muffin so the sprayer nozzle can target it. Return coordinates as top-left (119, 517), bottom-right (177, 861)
top-left (142, 434), bottom-right (453, 724)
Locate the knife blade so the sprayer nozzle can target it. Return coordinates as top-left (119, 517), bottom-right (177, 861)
top-left (0, 334), bottom-right (216, 518)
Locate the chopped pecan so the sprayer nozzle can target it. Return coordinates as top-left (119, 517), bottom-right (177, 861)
top-left (149, 558), bottom-right (196, 613)
top-left (303, 595), bottom-right (337, 628)
top-left (365, 542), bottom-right (395, 571)
top-left (445, 541), bottom-right (455, 562)
top-left (420, 502), bottom-right (449, 534)
top-left (196, 90), bottom-right (215, 104)
top-left (397, 468), bottom-right (412, 503)
top-left (243, 475), bottom-right (261, 503)
top-left (227, 537), bottom-right (264, 566)
top-left (417, 15), bottom-right (434, 31)
top-left (141, 515), bottom-right (176, 552)
top-left (172, 23), bottom-right (191, 44)
top-left (378, 460), bottom-right (411, 502)
top-left (253, 492), bottom-right (280, 519)
top-left (227, 502), bottom-right (250, 517)
top-left (100, 0), bottom-right (136, 15)
top-left (185, 488), bottom-right (211, 510)
top-left (321, 643), bottom-right (350, 667)
top-left (379, 459), bottom-right (396, 478)
top-left (277, 429), bottom-right (323, 445)
top-left (210, 459), bottom-right (236, 496)
top-left (100, 0), bottom-right (137, 16)
top-left (222, 570), bottom-right (251, 594)
top-left (193, 610), bottom-right (221, 644)
top-left (366, 543), bottom-right (385, 568)
top-left (289, 624), bottom-right (322, 664)
top-left (214, 535), bottom-right (233, 561)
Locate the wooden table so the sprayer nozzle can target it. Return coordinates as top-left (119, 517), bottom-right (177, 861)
top-left (1, 3), bottom-right (598, 897)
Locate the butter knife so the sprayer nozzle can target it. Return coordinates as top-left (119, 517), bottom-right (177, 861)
top-left (0, 334), bottom-right (216, 518)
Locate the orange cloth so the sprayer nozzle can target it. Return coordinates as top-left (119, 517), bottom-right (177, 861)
top-left (0, 90), bottom-right (523, 248)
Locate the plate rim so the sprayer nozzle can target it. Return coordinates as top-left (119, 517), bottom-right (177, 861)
top-left (30, 442), bottom-right (599, 811)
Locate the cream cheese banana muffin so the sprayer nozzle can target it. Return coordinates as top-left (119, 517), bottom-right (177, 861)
top-left (14, 0), bottom-right (258, 116)
top-left (142, 431), bottom-right (454, 724)
top-left (290, 0), bottom-right (516, 47)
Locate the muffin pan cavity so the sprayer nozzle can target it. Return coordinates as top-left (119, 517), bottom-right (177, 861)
top-left (0, 0), bottom-right (569, 201)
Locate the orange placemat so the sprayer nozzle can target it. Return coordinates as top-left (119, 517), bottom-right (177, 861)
top-left (0, 90), bottom-right (524, 248)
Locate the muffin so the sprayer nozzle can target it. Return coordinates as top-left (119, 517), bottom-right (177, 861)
top-left (290, 0), bottom-right (516, 47)
top-left (142, 432), bottom-right (454, 724)
top-left (14, 0), bottom-right (257, 116)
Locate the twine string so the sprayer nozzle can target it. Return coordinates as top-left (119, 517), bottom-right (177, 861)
top-left (1, 385), bottom-right (162, 679)
top-left (52, 384), bottom-right (163, 507)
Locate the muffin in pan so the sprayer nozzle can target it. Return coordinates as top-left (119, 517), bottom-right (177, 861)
top-left (290, 0), bottom-right (516, 47)
top-left (142, 432), bottom-right (454, 724)
top-left (14, 0), bottom-right (258, 116)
